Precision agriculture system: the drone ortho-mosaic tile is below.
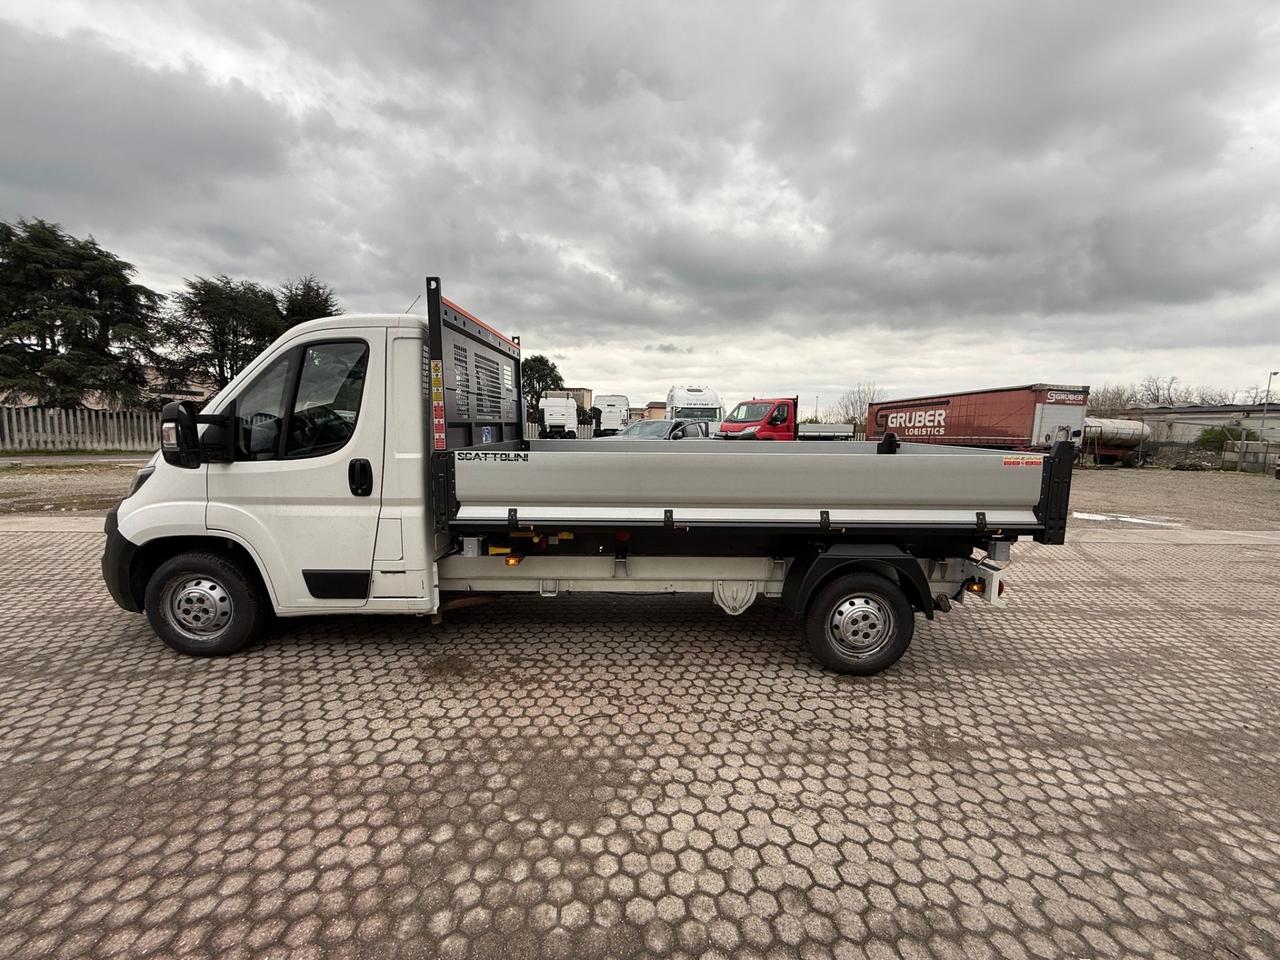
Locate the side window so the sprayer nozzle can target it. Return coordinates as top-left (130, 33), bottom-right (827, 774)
top-left (285, 341), bottom-right (369, 458)
top-left (235, 353), bottom-right (295, 460)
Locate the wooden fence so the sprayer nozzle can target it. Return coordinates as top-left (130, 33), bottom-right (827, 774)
top-left (1, 405), bottom-right (160, 452)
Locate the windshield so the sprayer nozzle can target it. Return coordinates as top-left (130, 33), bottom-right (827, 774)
top-left (725, 402), bottom-right (772, 424)
top-left (672, 406), bottom-right (721, 421)
top-left (618, 420), bottom-right (671, 438)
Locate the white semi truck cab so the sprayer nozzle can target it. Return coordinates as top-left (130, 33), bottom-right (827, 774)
top-left (537, 391), bottom-right (579, 438)
top-left (593, 394), bottom-right (630, 435)
top-left (666, 385), bottom-right (723, 423)
top-left (103, 278), bottom-right (1074, 674)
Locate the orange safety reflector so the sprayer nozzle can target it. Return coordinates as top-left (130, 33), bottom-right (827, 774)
top-left (504, 556), bottom-right (522, 567)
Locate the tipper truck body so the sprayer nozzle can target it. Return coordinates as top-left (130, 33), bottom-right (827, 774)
top-left (102, 279), bottom-right (1074, 675)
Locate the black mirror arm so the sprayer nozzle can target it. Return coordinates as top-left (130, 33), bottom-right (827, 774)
top-left (196, 399), bottom-right (236, 462)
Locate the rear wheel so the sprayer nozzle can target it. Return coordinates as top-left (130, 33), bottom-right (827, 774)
top-left (806, 572), bottom-right (914, 675)
top-left (144, 552), bottom-right (268, 656)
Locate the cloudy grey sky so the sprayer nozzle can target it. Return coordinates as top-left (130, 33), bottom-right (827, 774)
top-left (3, 0), bottom-right (1279, 410)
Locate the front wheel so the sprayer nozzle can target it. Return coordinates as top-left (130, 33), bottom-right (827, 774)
top-left (144, 552), bottom-right (268, 656)
top-left (805, 572), bottom-right (914, 675)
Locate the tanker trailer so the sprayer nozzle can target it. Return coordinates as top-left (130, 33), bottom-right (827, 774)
top-left (1082, 417), bottom-right (1152, 467)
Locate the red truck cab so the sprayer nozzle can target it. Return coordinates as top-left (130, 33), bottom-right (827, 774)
top-left (717, 397), bottom-right (800, 440)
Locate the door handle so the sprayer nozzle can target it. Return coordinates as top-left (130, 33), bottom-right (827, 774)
top-left (348, 458), bottom-right (373, 497)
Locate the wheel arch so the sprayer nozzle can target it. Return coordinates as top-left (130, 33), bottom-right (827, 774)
top-left (127, 535), bottom-right (277, 612)
top-left (782, 544), bottom-right (935, 620)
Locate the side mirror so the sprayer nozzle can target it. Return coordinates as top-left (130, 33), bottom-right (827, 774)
top-left (160, 400), bottom-right (201, 468)
top-left (199, 399), bottom-right (236, 463)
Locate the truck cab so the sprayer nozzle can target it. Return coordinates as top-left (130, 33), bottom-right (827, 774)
top-left (537, 391), bottom-right (578, 438)
top-left (592, 394), bottom-right (630, 436)
top-left (718, 397), bottom-right (798, 440)
top-left (665, 385), bottom-right (723, 424)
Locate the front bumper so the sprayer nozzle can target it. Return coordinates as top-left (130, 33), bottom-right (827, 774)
top-left (102, 505), bottom-right (141, 612)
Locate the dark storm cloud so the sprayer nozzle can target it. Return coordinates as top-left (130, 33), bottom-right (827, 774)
top-left (0, 22), bottom-right (293, 218)
top-left (1, 0), bottom-right (1278, 394)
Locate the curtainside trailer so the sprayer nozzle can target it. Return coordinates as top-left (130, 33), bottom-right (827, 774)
top-left (867, 384), bottom-right (1089, 451)
top-left (102, 279), bottom-right (1073, 675)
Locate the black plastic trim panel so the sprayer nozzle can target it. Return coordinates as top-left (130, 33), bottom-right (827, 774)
top-left (101, 505), bottom-right (142, 612)
top-left (302, 570), bottom-right (371, 600)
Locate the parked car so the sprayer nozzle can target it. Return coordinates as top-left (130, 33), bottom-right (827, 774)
top-left (718, 397), bottom-right (858, 441)
top-left (609, 418), bottom-right (710, 440)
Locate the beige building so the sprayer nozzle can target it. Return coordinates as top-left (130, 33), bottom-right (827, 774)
top-left (564, 387), bottom-right (592, 411)
top-left (644, 401), bottom-right (668, 420)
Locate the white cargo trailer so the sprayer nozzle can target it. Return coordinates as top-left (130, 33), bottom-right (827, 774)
top-left (103, 278), bottom-right (1073, 675)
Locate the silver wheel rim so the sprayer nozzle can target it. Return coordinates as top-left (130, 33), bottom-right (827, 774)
top-left (828, 593), bottom-right (895, 660)
top-left (163, 576), bottom-right (234, 642)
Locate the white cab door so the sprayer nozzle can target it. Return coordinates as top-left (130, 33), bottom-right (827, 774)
top-left (208, 330), bottom-right (386, 609)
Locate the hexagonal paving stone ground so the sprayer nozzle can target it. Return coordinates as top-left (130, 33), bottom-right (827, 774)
top-left (0, 529), bottom-right (1277, 960)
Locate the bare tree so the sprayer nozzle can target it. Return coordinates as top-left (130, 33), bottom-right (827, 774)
top-left (826, 381), bottom-right (881, 426)
top-left (1134, 375), bottom-right (1196, 407)
top-left (1087, 383), bottom-right (1136, 417)
top-left (1093, 378), bottom-right (1250, 414)
top-left (1192, 385), bottom-right (1237, 406)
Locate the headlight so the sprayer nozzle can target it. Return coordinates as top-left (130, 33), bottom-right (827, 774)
top-left (739, 426), bottom-right (758, 437)
top-left (128, 466), bottom-right (155, 497)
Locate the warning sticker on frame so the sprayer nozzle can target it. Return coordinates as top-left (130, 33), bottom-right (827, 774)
top-left (430, 360), bottom-right (446, 450)
top-left (1002, 455), bottom-right (1043, 467)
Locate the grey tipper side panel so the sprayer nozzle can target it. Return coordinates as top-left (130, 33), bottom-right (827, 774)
top-left (452, 444), bottom-right (1045, 526)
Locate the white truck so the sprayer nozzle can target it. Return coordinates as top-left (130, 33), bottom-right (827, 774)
top-left (592, 394), bottom-right (630, 436)
top-left (102, 278), bottom-right (1073, 675)
top-left (665, 385), bottom-right (723, 423)
top-left (537, 390), bottom-right (578, 438)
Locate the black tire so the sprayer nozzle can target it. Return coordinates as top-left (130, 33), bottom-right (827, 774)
top-left (144, 551), bottom-right (268, 656)
top-left (565, 430), bottom-right (577, 439)
top-left (805, 572), bottom-right (915, 675)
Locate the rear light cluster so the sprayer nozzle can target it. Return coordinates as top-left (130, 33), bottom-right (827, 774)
top-left (964, 579), bottom-right (1008, 597)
